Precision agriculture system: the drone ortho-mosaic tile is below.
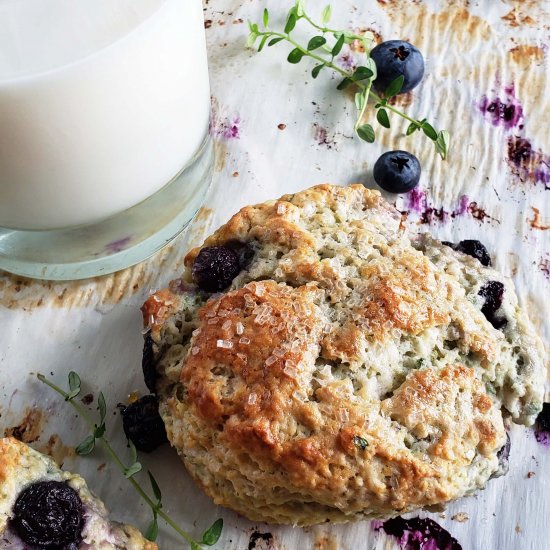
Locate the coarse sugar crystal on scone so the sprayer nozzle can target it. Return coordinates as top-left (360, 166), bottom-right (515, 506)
top-left (141, 184), bottom-right (545, 526)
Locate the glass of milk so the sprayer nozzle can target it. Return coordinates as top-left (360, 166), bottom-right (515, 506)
top-left (0, 0), bottom-right (213, 280)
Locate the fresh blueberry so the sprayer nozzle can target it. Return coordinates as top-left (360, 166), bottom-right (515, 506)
top-left (454, 240), bottom-right (492, 266)
top-left (120, 395), bottom-right (168, 453)
top-left (373, 150), bottom-right (421, 193)
top-left (478, 280), bottom-right (507, 329)
top-left (142, 333), bottom-right (158, 394)
top-left (370, 40), bottom-right (425, 94)
top-left (192, 245), bottom-right (241, 292)
top-left (11, 481), bottom-right (83, 548)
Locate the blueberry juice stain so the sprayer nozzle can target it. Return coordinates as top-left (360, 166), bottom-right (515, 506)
top-left (373, 516), bottom-right (462, 550)
top-left (479, 95), bottom-right (523, 130)
top-left (535, 403), bottom-right (550, 447)
top-left (478, 82), bottom-right (524, 130)
top-left (507, 136), bottom-right (550, 188)
top-left (248, 531), bottom-right (274, 549)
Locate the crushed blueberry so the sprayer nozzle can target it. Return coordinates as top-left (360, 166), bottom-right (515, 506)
top-left (488, 101), bottom-right (516, 123)
top-left (120, 395), bottom-right (168, 453)
top-left (497, 432), bottom-right (511, 462)
top-left (478, 280), bottom-right (507, 329)
top-left (496, 432), bottom-right (511, 475)
top-left (536, 403), bottom-right (550, 433)
top-left (479, 94), bottom-right (523, 130)
top-left (508, 136), bottom-right (532, 167)
top-left (370, 40), bottom-right (425, 94)
top-left (454, 240), bottom-right (492, 266)
top-left (373, 150), bottom-right (421, 193)
top-left (374, 516), bottom-right (462, 550)
top-left (11, 481), bottom-right (83, 548)
top-left (535, 404), bottom-right (550, 446)
top-left (248, 531), bottom-right (274, 549)
top-left (142, 333), bottom-right (158, 394)
top-left (192, 245), bottom-right (242, 292)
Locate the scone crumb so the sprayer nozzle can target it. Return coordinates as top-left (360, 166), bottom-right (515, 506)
top-left (527, 471), bottom-right (535, 478)
top-left (451, 512), bottom-right (469, 522)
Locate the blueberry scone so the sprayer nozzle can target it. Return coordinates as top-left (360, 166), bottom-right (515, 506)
top-left (0, 437), bottom-right (156, 549)
top-left (141, 184), bottom-right (545, 525)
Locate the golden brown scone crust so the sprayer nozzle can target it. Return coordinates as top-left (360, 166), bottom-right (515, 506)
top-left (143, 184), bottom-right (544, 525)
top-left (0, 437), bottom-right (156, 549)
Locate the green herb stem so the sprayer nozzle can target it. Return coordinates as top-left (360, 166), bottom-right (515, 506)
top-left (300, 12), bottom-right (345, 37)
top-left (299, 7), bottom-right (367, 42)
top-left (256, 30), bottom-right (424, 128)
top-left (260, 31), bottom-right (334, 67)
top-left (249, 3), bottom-right (449, 159)
top-left (36, 374), bottom-right (197, 547)
top-left (369, 91), bottom-right (419, 125)
top-left (355, 80), bottom-right (372, 131)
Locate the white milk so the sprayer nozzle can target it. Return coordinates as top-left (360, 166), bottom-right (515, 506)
top-left (0, 0), bottom-right (210, 230)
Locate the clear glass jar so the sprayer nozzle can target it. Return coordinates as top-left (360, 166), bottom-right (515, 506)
top-left (0, 0), bottom-right (213, 279)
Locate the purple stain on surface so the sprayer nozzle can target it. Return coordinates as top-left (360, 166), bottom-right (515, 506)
top-left (503, 82), bottom-right (515, 95)
top-left (534, 165), bottom-right (550, 185)
top-left (407, 188), bottom-right (426, 213)
top-left (373, 516), bottom-right (462, 550)
top-left (405, 191), bottom-right (497, 225)
top-left (507, 136), bottom-right (550, 188)
top-left (221, 116), bottom-right (241, 139)
top-left (313, 123), bottom-right (336, 149)
top-left (216, 116), bottom-right (241, 140)
top-left (105, 236), bottom-right (131, 253)
top-left (209, 108), bottom-right (241, 141)
top-left (478, 82), bottom-right (523, 129)
top-left (406, 189), bottom-right (450, 224)
top-left (338, 51), bottom-right (358, 71)
top-left (539, 257), bottom-right (550, 281)
top-left (535, 403), bottom-right (550, 447)
top-left (454, 194), bottom-right (470, 216)
top-left (478, 81), bottom-right (550, 187)
top-left (479, 95), bottom-right (523, 129)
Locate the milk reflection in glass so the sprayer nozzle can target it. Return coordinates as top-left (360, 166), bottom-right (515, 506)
top-left (0, 0), bottom-right (210, 230)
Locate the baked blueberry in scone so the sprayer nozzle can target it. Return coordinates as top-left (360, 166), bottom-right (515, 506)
top-left (141, 184), bottom-right (545, 526)
top-left (0, 437), bottom-right (156, 549)
top-left (120, 395), bottom-right (168, 453)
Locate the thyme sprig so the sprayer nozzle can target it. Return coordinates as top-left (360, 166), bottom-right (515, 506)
top-left (248, 1), bottom-right (450, 159)
top-left (37, 372), bottom-right (223, 548)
